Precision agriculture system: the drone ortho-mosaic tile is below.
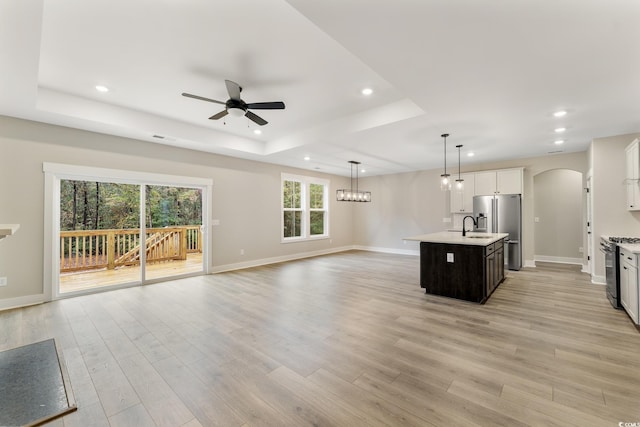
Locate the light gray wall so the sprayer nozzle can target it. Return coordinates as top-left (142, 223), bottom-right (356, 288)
top-left (534, 169), bottom-right (583, 259)
top-left (590, 132), bottom-right (640, 279)
top-left (353, 169), bottom-right (451, 251)
top-left (0, 116), bottom-right (354, 302)
top-left (355, 151), bottom-right (589, 266)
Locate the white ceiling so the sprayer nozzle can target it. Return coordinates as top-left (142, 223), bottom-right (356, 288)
top-left (1, 0), bottom-right (639, 176)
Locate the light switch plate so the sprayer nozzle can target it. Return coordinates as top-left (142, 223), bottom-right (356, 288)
top-left (0, 277), bottom-right (7, 286)
top-left (447, 253), bottom-right (454, 263)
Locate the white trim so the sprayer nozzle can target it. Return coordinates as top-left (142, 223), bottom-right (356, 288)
top-left (0, 294), bottom-right (45, 312)
top-left (533, 255), bottom-right (584, 265)
top-left (591, 275), bottom-right (606, 285)
top-left (524, 259), bottom-right (537, 268)
top-left (43, 162), bottom-right (213, 187)
top-left (211, 245), bottom-right (355, 273)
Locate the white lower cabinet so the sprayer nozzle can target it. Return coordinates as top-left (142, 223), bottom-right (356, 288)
top-left (619, 250), bottom-right (639, 324)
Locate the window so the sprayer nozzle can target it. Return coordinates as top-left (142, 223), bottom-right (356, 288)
top-left (282, 173), bottom-right (329, 241)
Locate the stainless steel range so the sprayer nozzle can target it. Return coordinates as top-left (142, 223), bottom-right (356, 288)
top-left (601, 236), bottom-right (640, 309)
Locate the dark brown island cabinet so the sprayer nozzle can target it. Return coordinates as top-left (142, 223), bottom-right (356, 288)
top-left (405, 232), bottom-right (508, 303)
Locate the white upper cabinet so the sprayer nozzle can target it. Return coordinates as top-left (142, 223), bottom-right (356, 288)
top-left (474, 171), bottom-right (497, 196)
top-left (450, 173), bottom-right (475, 213)
top-left (625, 139), bottom-right (640, 211)
top-left (474, 168), bottom-right (523, 196)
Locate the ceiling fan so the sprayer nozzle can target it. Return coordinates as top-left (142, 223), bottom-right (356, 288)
top-left (182, 80), bottom-right (285, 126)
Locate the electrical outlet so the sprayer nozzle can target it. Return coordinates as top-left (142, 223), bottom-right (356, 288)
top-left (578, 247), bottom-right (583, 253)
top-left (211, 219), bottom-right (220, 226)
top-left (0, 277), bottom-right (7, 287)
top-left (443, 217), bottom-right (452, 223)
top-left (240, 249), bottom-right (244, 255)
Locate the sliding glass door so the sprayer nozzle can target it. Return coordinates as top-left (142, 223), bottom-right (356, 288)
top-left (45, 163), bottom-right (211, 298)
top-left (144, 185), bottom-right (203, 281)
top-left (59, 180), bottom-right (142, 293)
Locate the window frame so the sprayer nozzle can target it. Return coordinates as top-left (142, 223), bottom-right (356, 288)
top-left (281, 173), bottom-right (329, 242)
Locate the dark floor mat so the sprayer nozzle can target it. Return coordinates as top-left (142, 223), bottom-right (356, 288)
top-left (0, 339), bottom-right (77, 426)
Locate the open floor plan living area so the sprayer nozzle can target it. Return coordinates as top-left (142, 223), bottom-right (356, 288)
top-left (1, 1), bottom-right (640, 425)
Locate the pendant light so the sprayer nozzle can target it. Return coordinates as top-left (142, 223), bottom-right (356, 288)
top-left (440, 133), bottom-right (451, 191)
top-left (455, 144), bottom-right (464, 192)
top-left (336, 161), bottom-right (371, 202)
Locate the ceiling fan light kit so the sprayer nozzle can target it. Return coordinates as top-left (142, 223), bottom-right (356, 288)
top-left (337, 161), bottom-right (371, 202)
top-left (182, 80), bottom-right (285, 126)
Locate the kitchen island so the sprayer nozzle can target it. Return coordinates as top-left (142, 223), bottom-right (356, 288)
top-left (405, 231), bottom-right (509, 303)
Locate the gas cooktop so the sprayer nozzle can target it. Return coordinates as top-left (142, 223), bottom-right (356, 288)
top-left (609, 237), bottom-right (640, 244)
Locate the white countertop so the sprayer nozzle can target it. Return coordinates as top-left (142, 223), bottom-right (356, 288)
top-left (617, 243), bottom-right (640, 254)
top-left (404, 231), bottom-right (509, 246)
top-left (0, 224), bottom-right (19, 240)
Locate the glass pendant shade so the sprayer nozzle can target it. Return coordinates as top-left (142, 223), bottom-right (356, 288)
top-left (440, 174), bottom-right (451, 191)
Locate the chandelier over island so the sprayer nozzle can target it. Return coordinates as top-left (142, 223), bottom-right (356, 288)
top-left (455, 144), bottom-right (464, 192)
top-left (336, 161), bottom-right (371, 202)
top-left (440, 133), bottom-right (451, 191)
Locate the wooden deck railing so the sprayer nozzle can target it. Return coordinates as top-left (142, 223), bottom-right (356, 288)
top-left (60, 226), bottom-right (202, 272)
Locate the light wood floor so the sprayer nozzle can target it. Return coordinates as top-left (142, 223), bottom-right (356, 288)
top-left (2, 251), bottom-right (639, 426)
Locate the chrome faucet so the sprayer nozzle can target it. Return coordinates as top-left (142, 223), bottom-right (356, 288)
top-left (462, 215), bottom-right (477, 237)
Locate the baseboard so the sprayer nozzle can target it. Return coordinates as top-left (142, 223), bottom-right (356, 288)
top-left (353, 245), bottom-right (420, 256)
top-left (591, 275), bottom-right (606, 285)
top-left (0, 293), bottom-right (45, 312)
top-left (533, 255), bottom-right (584, 265)
top-left (210, 245), bottom-right (356, 273)
top-left (524, 260), bottom-right (536, 268)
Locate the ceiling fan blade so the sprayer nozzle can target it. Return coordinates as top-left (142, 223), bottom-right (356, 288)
top-left (246, 101), bottom-right (285, 110)
top-left (225, 80), bottom-right (242, 101)
top-left (182, 92), bottom-right (226, 105)
top-left (245, 110), bottom-right (268, 126)
top-left (209, 110), bottom-right (229, 120)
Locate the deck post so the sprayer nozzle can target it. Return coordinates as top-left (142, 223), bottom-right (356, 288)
top-left (180, 228), bottom-right (188, 260)
top-left (107, 231), bottom-right (115, 270)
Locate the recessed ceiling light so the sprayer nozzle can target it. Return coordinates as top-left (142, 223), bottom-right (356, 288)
top-left (553, 110), bottom-right (567, 117)
top-left (95, 85), bottom-right (109, 93)
top-left (361, 88), bottom-right (373, 96)
top-left (304, 156), bottom-right (310, 161)
top-left (253, 129), bottom-right (262, 135)
top-left (467, 152), bottom-right (475, 157)
top-left (554, 127), bottom-right (566, 133)
top-left (554, 140), bottom-right (565, 145)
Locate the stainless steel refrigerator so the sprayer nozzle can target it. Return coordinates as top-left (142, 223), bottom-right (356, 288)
top-left (473, 194), bottom-right (522, 270)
